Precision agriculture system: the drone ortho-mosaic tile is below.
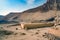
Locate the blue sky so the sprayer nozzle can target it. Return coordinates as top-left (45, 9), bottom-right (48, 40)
top-left (0, 0), bottom-right (47, 15)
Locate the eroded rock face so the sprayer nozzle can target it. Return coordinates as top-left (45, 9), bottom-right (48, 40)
top-left (40, 0), bottom-right (60, 12)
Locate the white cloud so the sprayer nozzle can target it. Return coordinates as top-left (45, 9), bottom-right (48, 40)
top-left (26, 0), bottom-right (35, 5)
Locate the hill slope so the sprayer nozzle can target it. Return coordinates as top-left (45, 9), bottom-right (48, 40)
top-left (3, 0), bottom-right (60, 23)
top-left (17, 0), bottom-right (60, 22)
top-left (3, 12), bottom-right (21, 21)
top-left (0, 15), bottom-right (4, 20)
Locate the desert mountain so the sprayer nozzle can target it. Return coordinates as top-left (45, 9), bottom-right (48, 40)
top-left (0, 15), bottom-right (4, 20)
top-left (3, 12), bottom-right (21, 21)
top-left (3, 0), bottom-right (60, 23)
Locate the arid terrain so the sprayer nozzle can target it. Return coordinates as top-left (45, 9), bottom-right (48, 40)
top-left (0, 0), bottom-right (60, 40)
top-left (0, 24), bottom-right (60, 40)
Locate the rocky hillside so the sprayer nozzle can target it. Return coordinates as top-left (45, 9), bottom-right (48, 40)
top-left (3, 12), bottom-right (21, 21)
top-left (0, 15), bottom-right (4, 20)
top-left (3, 0), bottom-right (60, 23)
top-left (18, 0), bottom-right (60, 23)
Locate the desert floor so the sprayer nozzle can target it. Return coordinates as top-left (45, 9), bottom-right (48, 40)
top-left (0, 24), bottom-right (60, 40)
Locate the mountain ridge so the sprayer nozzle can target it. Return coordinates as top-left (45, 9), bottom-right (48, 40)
top-left (2, 0), bottom-right (60, 23)
top-left (0, 15), bottom-right (4, 20)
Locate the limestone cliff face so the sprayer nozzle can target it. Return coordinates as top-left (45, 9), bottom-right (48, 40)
top-left (3, 0), bottom-right (60, 23)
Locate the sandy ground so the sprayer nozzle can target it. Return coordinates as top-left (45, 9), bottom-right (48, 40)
top-left (0, 24), bottom-right (60, 40)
